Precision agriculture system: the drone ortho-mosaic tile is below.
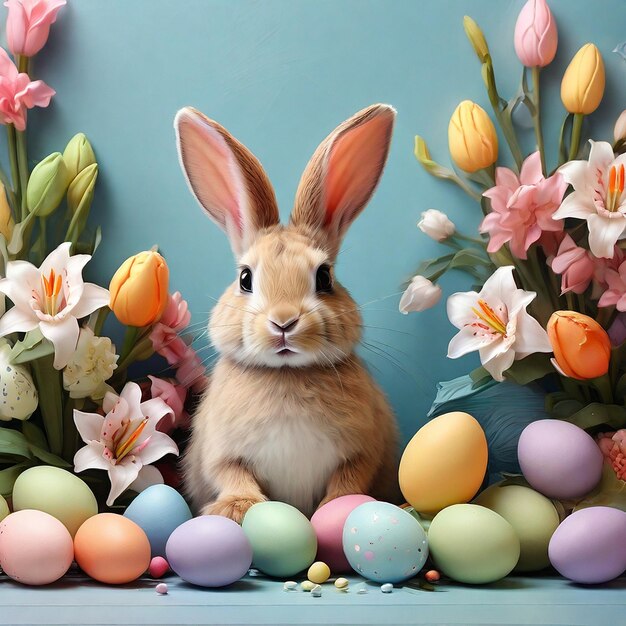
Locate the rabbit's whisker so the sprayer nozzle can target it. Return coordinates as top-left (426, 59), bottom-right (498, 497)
top-left (359, 340), bottom-right (418, 384)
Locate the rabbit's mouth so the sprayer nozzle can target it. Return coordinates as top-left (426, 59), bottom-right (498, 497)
top-left (276, 348), bottom-right (297, 357)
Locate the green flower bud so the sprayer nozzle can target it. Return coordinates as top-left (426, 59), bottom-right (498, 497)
top-left (63, 133), bottom-right (96, 180)
top-left (26, 153), bottom-right (70, 217)
top-left (414, 136), bottom-right (450, 178)
top-left (67, 163), bottom-right (98, 214)
top-left (463, 16), bottom-right (490, 64)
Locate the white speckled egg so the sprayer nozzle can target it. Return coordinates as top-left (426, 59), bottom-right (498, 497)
top-left (0, 340), bottom-right (38, 421)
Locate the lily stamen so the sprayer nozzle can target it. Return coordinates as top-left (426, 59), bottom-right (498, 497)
top-left (607, 164), bottom-right (625, 212)
top-left (115, 418), bottom-right (149, 461)
top-left (41, 268), bottom-right (63, 315)
top-left (471, 299), bottom-right (507, 335)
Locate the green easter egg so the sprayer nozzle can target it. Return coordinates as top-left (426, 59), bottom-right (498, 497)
top-left (0, 494), bottom-right (8, 522)
top-left (242, 501), bottom-right (317, 577)
top-left (474, 483), bottom-right (560, 572)
top-left (428, 504), bottom-right (520, 584)
top-left (13, 466), bottom-right (98, 537)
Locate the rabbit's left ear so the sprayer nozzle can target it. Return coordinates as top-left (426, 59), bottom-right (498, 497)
top-left (290, 104), bottom-right (395, 256)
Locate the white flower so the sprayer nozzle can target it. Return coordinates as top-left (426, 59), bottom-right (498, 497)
top-left (0, 339), bottom-right (37, 421)
top-left (446, 266), bottom-right (552, 381)
top-left (553, 141), bottom-right (626, 258)
top-left (73, 381), bottom-right (178, 506)
top-left (63, 327), bottom-right (118, 400)
top-left (418, 209), bottom-right (456, 241)
top-left (399, 275), bottom-right (442, 313)
top-left (614, 110), bottom-right (626, 143)
top-left (0, 242), bottom-right (110, 369)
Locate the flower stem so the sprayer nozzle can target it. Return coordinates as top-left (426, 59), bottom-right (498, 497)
top-left (6, 124), bottom-right (20, 207)
top-left (453, 232), bottom-right (488, 247)
top-left (92, 307), bottom-right (110, 336)
top-left (118, 325), bottom-right (141, 364)
top-left (30, 355), bottom-right (63, 456)
top-left (569, 113), bottom-right (584, 161)
top-left (15, 129), bottom-right (29, 221)
top-left (451, 173), bottom-right (482, 201)
top-left (531, 67), bottom-right (546, 175)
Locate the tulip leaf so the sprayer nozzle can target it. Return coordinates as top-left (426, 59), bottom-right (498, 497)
top-left (0, 462), bottom-right (32, 496)
top-left (615, 373), bottom-right (626, 403)
top-left (21, 421), bottom-right (49, 450)
top-left (30, 355), bottom-right (63, 457)
top-left (562, 403), bottom-right (626, 431)
top-left (550, 398), bottom-right (585, 419)
top-left (503, 354), bottom-right (555, 386)
top-left (0, 427), bottom-right (33, 459)
top-left (7, 211), bottom-right (36, 256)
top-left (469, 366), bottom-right (493, 389)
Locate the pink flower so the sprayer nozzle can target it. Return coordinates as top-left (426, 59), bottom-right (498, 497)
top-left (4, 0), bottom-right (66, 57)
top-left (150, 292), bottom-right (191, 364)
top-left (598, 260), bottom-right (626, 310)
top-left (175, 345), bottom-right (206, 392)
top-left (159, 291), bottom-right (191, 332)
top-left (480, 151), bottom-right (567, 259)
top-left (0, 47), bottom-right (54, 130)
top-left (608, 312), bottom-right (626, 346)
top-left (597, 431), bottom-right (626, 481)
top-left (537, 231), bottom-right (565, 259)
top-left (514, 0), bottom-right (558, 68)
top-left (149, 376), bottom-right (189, 434)
top-left (551, 234), bottom-right (595, 294)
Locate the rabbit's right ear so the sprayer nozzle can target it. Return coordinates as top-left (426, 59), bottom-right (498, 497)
top-left (175, 107), bottom-right (279, 257)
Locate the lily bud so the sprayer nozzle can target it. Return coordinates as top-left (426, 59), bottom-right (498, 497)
top-left (399, 276), bottom-right (442, 314)
top-left (63, 133), bottom-right (96, 181)
top-left (547, 311), bottom-right (610, 380)
top-left (448, 101), bottom-right (498, 173)
top-left (26, 152), bottom-right (70, 217)
top-left (67, 163), bottom-right (98, 214)
top-left (0, 181), bottom-right (14, 241)
top-left (463, 16), bottom-right (490, 63)
top-left (418, 209), bottom-right (455, 242)
top-left (109, 251), bottom-right (170, 327)
top-left (561, 43), bottom-right (605, 115)
top-left (514, 0), bottom-right (558, 68)
top-left (614, 110), bottom-right (626, 143)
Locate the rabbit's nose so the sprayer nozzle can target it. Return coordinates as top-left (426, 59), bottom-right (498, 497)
top-left (267, 315), bottom-right (299, 334)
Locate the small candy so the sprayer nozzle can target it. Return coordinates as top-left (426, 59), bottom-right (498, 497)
top-left (334, 577), bottom-right (349, 590)
top-left (149, 556), bottom-right (170, 578)
top-left (311, 584), bottom-right (322, 597)
top-left (381, 583), bottom-right (394, 593)
top-left (301, 580), bottom-right (316, 592)
top-left (248, 568), bottom-right (260, 577)
top-left (155, 583), bottom-right (168, 595)
top-left (307, 561), bottom-right (331, 584)
top-left (425, 569), bottom-right (440, 583)
top-left (357, 585), bottom-right (368, 594)
top-left (283, 581), bottom-right (298, 591)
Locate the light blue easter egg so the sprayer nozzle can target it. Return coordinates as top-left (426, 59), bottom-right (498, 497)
top-left (342, 501), bottom-right (428, 583)
top-left (124, 484), bottom-right (192, 557)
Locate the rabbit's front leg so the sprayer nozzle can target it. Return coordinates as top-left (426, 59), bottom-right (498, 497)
top-left (318, 454), bottom-right (378, 508)
top-left (201, 459), bottom-right (267, 524)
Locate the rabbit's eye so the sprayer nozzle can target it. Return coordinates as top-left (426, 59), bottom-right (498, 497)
top-left (239, 267), bottom-right (253, 293)
top-left (316, 265), bottom-right (333, 293)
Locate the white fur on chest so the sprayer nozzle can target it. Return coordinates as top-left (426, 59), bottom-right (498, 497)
top-left (246, 417), bottom-right (341, 517)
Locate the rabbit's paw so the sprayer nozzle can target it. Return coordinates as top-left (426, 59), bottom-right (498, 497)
top-left (202, 496), bottom-right (266, 523)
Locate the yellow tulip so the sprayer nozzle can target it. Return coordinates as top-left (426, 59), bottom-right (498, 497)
top-left (561, 43), bottom-right (605, 115)
top-left (109, 251), bottom-right (169, 327)
top-left (448, 101), bottom-right (498, 173)
top-left (0, 182), bottom-right (14, 241)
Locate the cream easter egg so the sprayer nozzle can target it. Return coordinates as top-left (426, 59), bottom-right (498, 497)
top-left (399, 412), bottom-right (488, 514)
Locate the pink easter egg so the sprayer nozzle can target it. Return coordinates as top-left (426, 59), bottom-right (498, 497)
top-left (0, 509), bottom-right (74, 585)
top-left (149, 556), bottom-right (170, 578)
top-left (311, 495), bottom-right (375, 572)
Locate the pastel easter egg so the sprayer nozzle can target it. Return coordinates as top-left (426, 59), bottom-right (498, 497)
top-left (518, 420), bottom-right (603, 500)
top-left (242, 501), bottom-right (317, 578)
top-left (0, 340), bottom-right (38, 421)
top-left (0, 494), bottom-right (8, 522)
top-left (310, 494), bottom-right (375, 572)
top-left (399, 412), bottom-right (488, 515)
top-left (428, 504), bottom-right (520, 584)
top-left (124, 484), bottom-right (192, 557)
top-left (342, 501), bottom-right (428, 583)
top-left (166, 515), bottom-right (252, 587)
top-left (13, 466), bottom-right (98, 537)
top-left (0, 510), bottom-right (73, 585)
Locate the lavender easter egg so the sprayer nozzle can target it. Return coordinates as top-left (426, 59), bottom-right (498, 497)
top-left (342, 501), bottom-right (428, 583)
top-left (166, 515), bottom-right (252, 587)
top-left (549, 507), bottom-right (626, 584)
top-left (518, 420), bottom-right (603, 499)
top-left (311, 494), bottom-right (375, 573)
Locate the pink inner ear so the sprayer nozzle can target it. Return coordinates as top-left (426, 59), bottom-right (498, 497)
top-left (324, 114), bottom-right (391, 226)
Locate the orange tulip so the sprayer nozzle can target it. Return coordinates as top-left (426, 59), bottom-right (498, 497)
top-left (109, 251), bottom-right (169, 327)
top-left (547, 311), bottom-right (610, 380)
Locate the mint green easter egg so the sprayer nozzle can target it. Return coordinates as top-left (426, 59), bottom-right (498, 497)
top-left (242, 501), bottom-right (317, 577)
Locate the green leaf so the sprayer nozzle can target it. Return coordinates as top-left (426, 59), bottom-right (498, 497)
top-left (21, 421), bottom-right (49, 450)
top-left (563, 403), bottom-right (626, 431)
top-left (29, 356), bottom-right (63, 456)
top-left (573, 464), bottom-right (626, 513)
top-left (503, 353), bottom-right (555, 385)
top-left (449, 248), bottom-right (491, 269)
top-left (550, 398), bottom-right (585, 419)
top-left (469, 366), bottom-right (493, 389)
top-left (414, 254), bottom-right (454, 281)
top-left (0, 427), bottom-right (33, 459)
top-left (29, 444), bottom-right (71, 468)
top-left (7, 211), bottom-right (36, 256)
top-left (0, 462), bottom-right (32, 496)
top-left (9, 329), bottom-right (55, 365)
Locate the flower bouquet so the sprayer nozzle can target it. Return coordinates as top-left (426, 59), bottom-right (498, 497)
top-left (403, 0), bottom-right (626, 509)
top-left (0, 0), bottom-right (204, 508)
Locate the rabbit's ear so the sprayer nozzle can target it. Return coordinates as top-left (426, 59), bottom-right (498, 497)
top-left (175, 107), bottom-right (279, 257)
top-left (290, 104), bottom-right (395, 256)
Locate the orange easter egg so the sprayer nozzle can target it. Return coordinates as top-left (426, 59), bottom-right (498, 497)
top-left (399, 411), bottom-right (488, 515)
top-left (74, 513), bottom-right (151, 584)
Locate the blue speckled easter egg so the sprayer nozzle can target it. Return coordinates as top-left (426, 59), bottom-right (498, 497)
top-left (342, 501), bottom-right (428, 583)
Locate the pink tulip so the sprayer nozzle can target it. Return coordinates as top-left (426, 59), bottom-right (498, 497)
top-left (149, 376), bottom-right (189, 434)
top-left (514, 0), bottom-right (558, 67)
top-left (551, 234), bottom-right (595, 295)
top-left (176, 345), bottom-right (206, 392)
top-left (0, 47), bottom-right (54, 130)
top-left (4, 0), bottom-right (66, 57)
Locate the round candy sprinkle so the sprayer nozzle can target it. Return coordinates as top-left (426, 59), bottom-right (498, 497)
top-left (425, 569), bottom-right (440, 583)
top-left (155, 583), bottom-right (168, 595)
top-left (149, 556), bottom-right (170, 578)
top-left (381, 583), bottom-right (394, 593)
top-left (307, 561), bottom-right (331, 584)
top-left (334, 577), bottom-right (349, 590)
top-left (283, 581), bottom-right (298, 591)
top-left (311, 584), bottom-right (322, 597)
top-left (301, 580), bottom-right (316, 592)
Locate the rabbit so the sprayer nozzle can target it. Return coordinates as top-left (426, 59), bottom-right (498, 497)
top-left (175, 103), bottom-right (401, 523)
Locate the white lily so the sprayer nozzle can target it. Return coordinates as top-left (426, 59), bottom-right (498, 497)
top-left (0, 242), bottom-right (110, 369)
top-left (73, 381), bottom-right (178, 506)
top-left (446, 266), bottom-right (552, 381)
top-left (554, 141), bottom-right (626, 259)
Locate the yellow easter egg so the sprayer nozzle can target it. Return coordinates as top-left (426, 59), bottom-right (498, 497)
top-left (399, 412), bottom-right (487, 515)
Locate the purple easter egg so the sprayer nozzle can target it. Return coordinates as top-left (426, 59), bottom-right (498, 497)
top-left (549, 507), bottom-right (626, 584)
top-left (518, 420), bottom-right (603, 499)
top-left (166, 515), bottom-right (252, 587)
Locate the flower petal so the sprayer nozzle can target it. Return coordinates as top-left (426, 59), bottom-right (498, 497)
top-left (552, 191), bottom-right (596, 220)
top-left (447, 325), bottom-right (496, 359)
top-left (73, 409), bottom-right (104, 443)
top-left (0, 306), bottom-right (38, 335)
top-left (520, 151), bottom-right (543, 185)
top-left (588, 140), bottom-right (616, 174)
top-left (128, 464), bottom-right (164, 495)
top-left (1, 260), bottom-right (41, 309)
top-left (70, 282), bottom-right (110, 319)
top-left (74, 441), bottom-right (110, 473)
top-left (106, 458), bottom-right (141, 506)
top-left (513, 311), bottom-right (553, 358)
top-left (480, 346), bottom-right (515, 382)
top-left (446, 291), bottom-right (479, 328)
top-left (120, 381), bottom-right (144, 422)
top-left (134, 431), bottom-right (179, 466)
top-left (39, 315), bottom-right (79, 369)
top-left (559, 159), bottom-right (592, 192)
top-left (587, 214), bottom-right (626, 259)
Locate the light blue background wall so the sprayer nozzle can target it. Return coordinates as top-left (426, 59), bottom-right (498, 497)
top-left (7, 0), bottom-right (625, 444)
